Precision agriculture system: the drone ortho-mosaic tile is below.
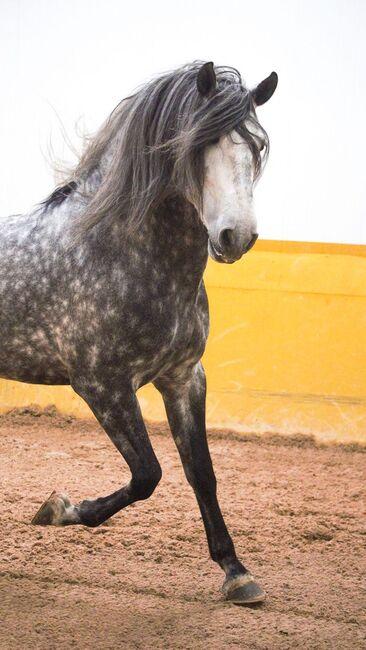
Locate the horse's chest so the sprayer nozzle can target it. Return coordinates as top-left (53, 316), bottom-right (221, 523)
top-left (128, 287), bottom-right (209, 385)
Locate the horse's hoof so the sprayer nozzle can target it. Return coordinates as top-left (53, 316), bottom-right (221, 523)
top-left (222, 573), bottom-right (266, 605)
top-left (31, 491), bottom-right (79, 526)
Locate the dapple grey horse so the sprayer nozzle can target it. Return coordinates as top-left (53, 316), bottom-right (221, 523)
top-left (0, 62), bottom-right (277, 603)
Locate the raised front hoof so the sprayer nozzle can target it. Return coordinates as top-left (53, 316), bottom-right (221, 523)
top-left (223, 573), bottom-right (266, 606)
top-left (31, 491), bottom-right (78, 526)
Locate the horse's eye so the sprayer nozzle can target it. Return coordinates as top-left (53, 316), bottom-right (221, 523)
top-left (210, 137), bottom-right (220, 145)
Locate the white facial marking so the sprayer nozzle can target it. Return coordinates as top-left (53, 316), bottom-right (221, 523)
top-left (201, 129), bottom-right (259, 262)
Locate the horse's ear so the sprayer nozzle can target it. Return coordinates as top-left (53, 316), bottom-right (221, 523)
top-left (252, 71), bottom-right (278, 106)
top-left (197, 62), bottom-right (217, 96)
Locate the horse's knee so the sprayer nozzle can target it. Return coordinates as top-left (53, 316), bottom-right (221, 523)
top-left (131, 463), bottom-right (162, 500)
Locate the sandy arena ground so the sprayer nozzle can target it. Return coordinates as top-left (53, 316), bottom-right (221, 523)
top-left (0, 407), bottom-right (365, 650)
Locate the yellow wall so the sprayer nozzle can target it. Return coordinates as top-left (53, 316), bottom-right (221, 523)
top-left (1, 240), bottom-right (365, 444)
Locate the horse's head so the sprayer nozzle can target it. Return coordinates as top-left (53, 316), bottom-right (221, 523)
top-left (66, 62), bottom-right (277, 249)
top-left (195, 63), bottom-right (278, 264)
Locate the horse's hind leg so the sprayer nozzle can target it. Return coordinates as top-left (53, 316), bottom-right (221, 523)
top-left (32, 381), bottom-right (162, 527)
top-left (155, 362), bottom-right (265, 605)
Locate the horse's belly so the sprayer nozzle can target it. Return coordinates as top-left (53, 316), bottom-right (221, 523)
top-left (0, 347), bottom-right (69, 385)
top-left (0, 317), bottom-right (70, 385)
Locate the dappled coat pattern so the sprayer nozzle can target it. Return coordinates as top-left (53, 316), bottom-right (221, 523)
top-left (0, 61), bottom-right (277, 604)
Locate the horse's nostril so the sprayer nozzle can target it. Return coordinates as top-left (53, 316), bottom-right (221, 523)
top-left (219, 228), bottom-right (235, 252)
top-left (217, 230), bottom-right (258, 259)
top-left (245, 233), bottom-right (258, 252)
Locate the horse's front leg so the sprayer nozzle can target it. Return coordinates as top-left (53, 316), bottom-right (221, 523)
top-left (32, 380), bottom-right (162, 527)
top-left (155, 362), bottom-right (265, 605)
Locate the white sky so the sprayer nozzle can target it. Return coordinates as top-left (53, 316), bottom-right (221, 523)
top-left (1, 0), bottom-right (365, 244)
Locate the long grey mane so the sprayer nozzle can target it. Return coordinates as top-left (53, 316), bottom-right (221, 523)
top-left (43, 62), bottom-right (268, 236)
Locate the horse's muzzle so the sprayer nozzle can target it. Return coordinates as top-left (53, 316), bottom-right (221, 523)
top-left (209, 232), bottom-right (258, 263)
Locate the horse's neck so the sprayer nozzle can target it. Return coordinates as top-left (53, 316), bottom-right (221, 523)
top-left (91, 196), bottom-right (209, 293)
top-left (145, 198), bottom-right (208, 286)
top-left (40, 181), bottom-right (208, 293)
